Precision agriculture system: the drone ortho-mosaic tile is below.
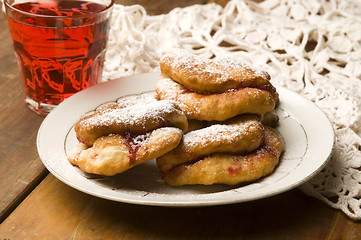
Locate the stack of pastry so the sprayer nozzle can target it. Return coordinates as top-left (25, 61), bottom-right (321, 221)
top-left (68, 93), bottom-right (188, 176)
top-left (68, 50), bottom-right (284, 187)
top-left (156, 51), bottom-right (279, 121)
top-left (156, 50), bottom-right (283, 186)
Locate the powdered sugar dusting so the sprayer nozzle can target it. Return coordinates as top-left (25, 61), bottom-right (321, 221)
top-left (156, 77), bottom-right (201, 115)
top-left (132, 133), bottom-right (151, 146)
top-left (162, 49), bottom-right (270, 82)
top-left (213, 57), bottom-right (270, 80)
top-left (81, 100), bottom-right (182, 129)
top-left (183, 121), bottom-right (258, 148)
top-left (116, 92), bottom-right (158, 107)
top-left (126, 132), bottom-right (151, 153)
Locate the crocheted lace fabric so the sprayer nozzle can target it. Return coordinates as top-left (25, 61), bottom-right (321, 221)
top-left (103, 0), bottom-right (361, 220)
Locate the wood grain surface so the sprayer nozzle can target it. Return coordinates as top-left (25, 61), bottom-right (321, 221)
top-left (0, 174), bottom-right (360, 240)
top-left (0, 0), bottom-right (360, 239)
top-left (0, 13), bottom-right (48, 223)
top-left (116, 0), bottom-right (209, 15)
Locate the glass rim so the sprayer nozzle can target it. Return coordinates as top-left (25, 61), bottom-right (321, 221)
top-left (4, 0), bottom-right (115, 19)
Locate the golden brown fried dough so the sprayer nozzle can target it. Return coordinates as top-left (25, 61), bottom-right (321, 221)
top-left (260, 111), bottom-right (280, 127)
top-left (160, 50), bottom-right (271, 93)
top-left (159, 126), bottom-right (284, 186)
top-left (156, 77), bottom-right (278, 121)
top-left (157, 115), bottom-right (265, 173)
top-left (75, 98), bottom-right (188, 147)
top-left (68, 127), bottom-right (183, 176)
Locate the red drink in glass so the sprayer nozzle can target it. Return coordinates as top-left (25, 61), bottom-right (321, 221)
top-left (5, 0), bottom-right (114, 115)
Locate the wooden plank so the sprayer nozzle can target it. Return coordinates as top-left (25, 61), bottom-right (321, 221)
top-left (0, 14), bottom-right (48, 222)
top-left (207, 0), bottom-right (229, 7)
top-left (115, 0), bottom-right (229, 15)
top-left (1, 174), bottom-right (360, 239)
top-left (116, 0), bottom-right (209, 15)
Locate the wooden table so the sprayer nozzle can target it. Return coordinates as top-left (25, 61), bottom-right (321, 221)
top-left (0, 1), bottom-right (360, 239)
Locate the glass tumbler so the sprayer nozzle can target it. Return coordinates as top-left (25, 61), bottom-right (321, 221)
top-left (4, 0), bottom-right (114, 115)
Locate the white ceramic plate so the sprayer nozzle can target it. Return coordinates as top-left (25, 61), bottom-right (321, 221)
top-left (37, 72), bottom-right (334, 206)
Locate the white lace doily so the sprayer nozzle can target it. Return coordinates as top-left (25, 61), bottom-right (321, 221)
top-left (103, 0), bottom-right (361, 220)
